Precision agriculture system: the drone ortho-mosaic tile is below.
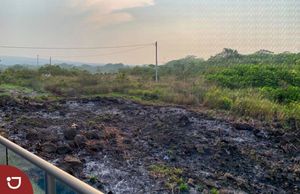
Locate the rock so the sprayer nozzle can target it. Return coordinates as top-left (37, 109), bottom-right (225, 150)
top-left (71, 123), bottom-right (78, 129)
top-left (38, 129), bottom-right (57, 141)
top-left (86, 140), bottom-right (103, 152)
top-left (74, 134), bottom-right (87, 147)
top-left (63, 128), bottom-right (77, 140)
top-left (201, 178), bottom-right (218, 188)
top-left (253, 129), bottom-right (268, 138)
top-left (233, 123), bottom-right (254, 131)
top-left (85, 130), bottom-right (102, 140)
top-left (188, 178), bottom-right (195, 186)
top-left (223, 173), bottom-right (235, 180)
top-left (223, 173), bottom-right (247, 187)
top-left (179, 115), bottom-right (191, 127)
top-left (41, 142), bottom-right (57, 153)
top-left (57, 144), bottom-right (72, 154)
top-left (61, 155), bottom-right (83, 175)
top-left (0, 129), bottom-right (8, 138)
top-left (26, 129), bottom-right (38, 141)
top-left (64, 155), bottom-right (82, 165)
top-left (235, 123), bottom-right (253, 131)
top-left (95, 182), bottom-right (105, 190)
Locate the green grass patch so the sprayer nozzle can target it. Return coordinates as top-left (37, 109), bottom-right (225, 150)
top-left (0, 84), bottom-right (34, 93)
top-left (149, 164), bottom-right (187, 191)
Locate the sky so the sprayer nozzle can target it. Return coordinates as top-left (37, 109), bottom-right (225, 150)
top-left (0, 0), bottom-right (299, 65)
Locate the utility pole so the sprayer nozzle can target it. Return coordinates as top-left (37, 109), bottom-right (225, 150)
top-left (37, 55), bottom-right (39, 66)
top-left (50, 56), bottom-right (52, 65)
top-left (155, 41), bottom-right (158, 82)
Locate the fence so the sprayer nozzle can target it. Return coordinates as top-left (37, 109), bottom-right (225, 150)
top-left (0, 135), bottom-right (103, 194)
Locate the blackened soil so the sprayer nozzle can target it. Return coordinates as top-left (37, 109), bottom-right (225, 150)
top-left (0, 97), bottom-right (299, 194)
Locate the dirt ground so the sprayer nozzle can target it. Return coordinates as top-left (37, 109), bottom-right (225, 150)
top-left (0, 97), bottom-right (299, 194)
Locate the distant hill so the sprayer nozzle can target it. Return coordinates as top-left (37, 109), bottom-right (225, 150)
top-left (0, 56), bottom-right (130, 73)
top-left (0, 56), bottom-right (104, 66)
top-left (57, 63), bottom-right (129, 73)
top-left (0, 56), bottom-right (48, 66)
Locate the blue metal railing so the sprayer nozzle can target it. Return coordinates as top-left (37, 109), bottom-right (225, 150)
top-left (0, 135), bottom-right (103, 194)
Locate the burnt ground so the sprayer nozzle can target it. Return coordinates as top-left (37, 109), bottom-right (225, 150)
top-left (0, 97), bottom-right (299, 194)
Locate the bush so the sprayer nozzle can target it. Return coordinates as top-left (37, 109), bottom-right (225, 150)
top-left (159, 91), bottom-right (197, 105)
top-left (261, 86), bottom-right (300, 103)
top-left (204, 88), bottom-right (233, 110)
top-left (210, 188), bottom-right (219, 194)
top-left (179, 183), bottom-right (189, 192)
top-left (232, 96), bottom-right (278, 121)
top-left (38, 65), bottom-right (79, 76)
top-left (207, 64), bottom-right (300, 104)
top-left (149, 164), bottom-right (185, 190)
top-left (283, 103), bottom-right (300, 129)
top-left (207, 64), bottom-right (299, 89)
top-left (273, 87), bottom-right (300, 103)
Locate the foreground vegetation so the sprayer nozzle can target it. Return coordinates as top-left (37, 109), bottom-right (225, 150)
top-left (0, 49), bottom-right (299, 130)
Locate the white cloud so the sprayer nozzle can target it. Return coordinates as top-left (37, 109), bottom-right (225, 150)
top-left (68, 0), bottom-right (154, 26)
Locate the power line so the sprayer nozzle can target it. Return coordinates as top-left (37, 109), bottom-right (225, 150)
top-left (51, 45), bottom-right (151, 58)
top-left (0, 43), bottom-right (154, 50)
top-left (0, 41), bottom-right (159, 82)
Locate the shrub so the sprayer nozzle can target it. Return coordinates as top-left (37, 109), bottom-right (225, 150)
top-left (273, 86), bottom-right (300, 103)
top-left (210, 188), bottom-right (219, 194)
top-left (283, 102), bottom-right (300, 129)
top-left (203, 88), bottom-right (233, 110)
top-left (261, 86), bottom-right (300, 103)
top-left (179, 183), bottom-right (189, 192)
top-left (149, 164), bottom-right (183, 177)
top-left (160, 92), bottom-right (197, 105)
top-left (207, 64), bottom-right (299, 89)
top-left (232, 96), bottom-right (278, 121)
top-left (191, 78), bottom-right (210, 103)
top-left (149, 164), bottom-right (184, 190)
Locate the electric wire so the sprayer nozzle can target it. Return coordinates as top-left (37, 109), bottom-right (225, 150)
top-left (0, 43), bottom-right (154, 50)
top-left (51, 45), bottom-right (150, 58)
